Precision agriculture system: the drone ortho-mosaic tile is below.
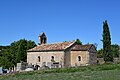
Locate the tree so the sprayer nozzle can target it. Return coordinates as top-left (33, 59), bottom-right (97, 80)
top-left (111, 44), bottom-right (120, 58)
top-left (102, 20), bottom-right (113, 62)
top-left (15, 39), bottom-right (36, 63)
top-left (76, 39), bottom-right (82, 45)
top-left (97, 49), bottom-right (103, 58)
top-left (27, 40), bottom-right (36, 50)
top-left (0, 49), bottom-right (14, 69)
top-left (16, 39), bottom-right (27, 63)
top-left (0, 39), bottom-right (36, 69)
top-left (97, 44), bottom-right (120, 58)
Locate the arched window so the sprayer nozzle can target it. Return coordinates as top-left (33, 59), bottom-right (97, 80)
top-left (38, 56), bottom-right (40, 62)
top-left (51, 56), bottom-right (54, 59)
top-left (78, 56), bottom-right (81, 61)
top-left (51, 56), bottom-right (55, 62)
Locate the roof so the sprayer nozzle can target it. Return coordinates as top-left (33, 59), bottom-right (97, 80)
top-left (39, 32), bottom-right (46, 37)
top-left (28, 41), bottom-right (76, 52)
top-left (28, 41), bottom-right (95, 52)
top-left (71, 44), bottom-right (93, 51)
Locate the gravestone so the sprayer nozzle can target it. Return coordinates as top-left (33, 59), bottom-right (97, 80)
top-left (16, 62), bottom-right (28, 71)
top-left (0, 67), bottom-right (3, 74)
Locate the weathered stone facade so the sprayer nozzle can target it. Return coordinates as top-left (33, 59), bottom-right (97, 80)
top-left (27, 51), bottom-right (64, 68)
top-left (27, 33), bottom-right (97, 68)
top-left (70, 51), bottom-right (89, 66)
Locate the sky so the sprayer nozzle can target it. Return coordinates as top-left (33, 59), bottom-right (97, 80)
top-left (0, 0), bottom-right (120, 50)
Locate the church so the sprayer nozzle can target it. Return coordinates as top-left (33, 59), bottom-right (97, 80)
top-left (27, 32), bottom-right (97, 68)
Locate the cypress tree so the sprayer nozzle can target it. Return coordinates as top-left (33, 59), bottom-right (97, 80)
top-left (102, 20), bottom-right (113, 62)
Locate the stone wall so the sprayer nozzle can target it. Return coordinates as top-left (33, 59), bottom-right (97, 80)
top-left (27, 51), bottom-right (64, 68)
top-left (64, 50), bottom-right (71, 67)
top-left (97, 58), bottom-right (105, 64)
top-left (27, 47), bottom-right (97, 68)
top-left (70, 51), bottom-right (97, 67)
top-left (89, 52), bottom-right (97, 64)
top-left (97, 58), bottom-right (120, 64)
top-left (70, 51), bottom-right (89, 67)
top-left (114, 58), bottom-right (120, 63)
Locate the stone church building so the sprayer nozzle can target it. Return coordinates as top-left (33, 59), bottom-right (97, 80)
top-left (27, 32), bottom-right (97, 68)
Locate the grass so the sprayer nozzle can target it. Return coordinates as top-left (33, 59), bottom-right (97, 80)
top-left (0, 63), bottom-right (120, 80)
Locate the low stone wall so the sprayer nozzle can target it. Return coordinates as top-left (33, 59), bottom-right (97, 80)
top-left (113, 58), bottom-right (120, 63)
top-left (97, 58), bottom-right (120, 64)
top-left (97, 58), bottom-right (105, 64)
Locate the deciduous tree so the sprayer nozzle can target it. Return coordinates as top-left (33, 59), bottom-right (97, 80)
top-left (0, 39), bottom-right (36, 69)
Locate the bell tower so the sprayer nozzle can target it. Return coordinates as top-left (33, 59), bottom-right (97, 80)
top-left (38, 32), bottom-right (47, 45)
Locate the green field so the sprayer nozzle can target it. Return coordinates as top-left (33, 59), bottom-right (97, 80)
top-left (0, 64), bottom-right (120, 80)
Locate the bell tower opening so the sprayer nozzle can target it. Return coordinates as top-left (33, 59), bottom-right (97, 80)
top-left (38, 32), bottom-right (47, 45)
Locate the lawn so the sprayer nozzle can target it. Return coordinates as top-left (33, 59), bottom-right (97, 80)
top-left (0, 64), bottom-right (120, 80)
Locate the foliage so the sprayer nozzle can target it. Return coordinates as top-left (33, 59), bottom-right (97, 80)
top-left (0, 49), bottom-right (13, 69)
top-left (0, 46), bottom-right (10, 50)
top-left (102, 20), bottom-right (113, 62)
top-left (0, 46), bottom-right (10, 56)
top-left (111, 44), bottom-right (120, 57)
top-left (16, 39), bottom-right (27, 63)
top-left (97, 49), bottom-right (103, 58)
top-left (97, 44), bottom-right (120, 58)
top-left (0, 39), bottom-right (36, 69)
top-left (76, 39), bottom-right (82, 45)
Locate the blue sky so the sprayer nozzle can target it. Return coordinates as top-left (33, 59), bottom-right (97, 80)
top-left (0, 0), bottom-right (120, 49)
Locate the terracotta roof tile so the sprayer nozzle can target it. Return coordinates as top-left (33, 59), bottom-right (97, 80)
top-left (28, 41), bottom-right (76, 51)
top-left (71, 44), bottom-right (93, 51)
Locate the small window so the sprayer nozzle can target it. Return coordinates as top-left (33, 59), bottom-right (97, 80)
top-left (38, 56), bottom-right (40, 62)
top-left (51, 56), bottom-right (55, 62)
top-left (51, 56), bottom-right (54, 60)
top-left (78, 56), bottom-right (81, 61)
